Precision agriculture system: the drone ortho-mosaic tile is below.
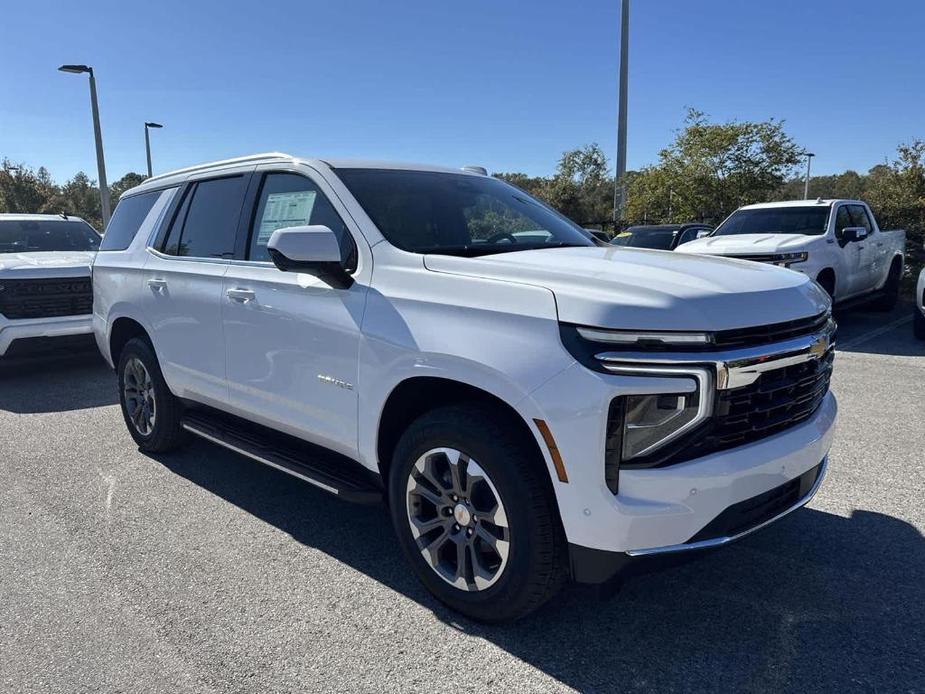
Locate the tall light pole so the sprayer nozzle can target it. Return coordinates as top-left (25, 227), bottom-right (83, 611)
top-left (612, 0), bottom-right (630, 225)
top-left (59, 64), bottom-right (111, 228)
top-left (803, 151), bottom-right (815, 200)
top-left (144, 122), bottom-right (163, 177)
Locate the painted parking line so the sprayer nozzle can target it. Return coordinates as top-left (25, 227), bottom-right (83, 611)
top-left (836, 315), bottom-right (913, 351)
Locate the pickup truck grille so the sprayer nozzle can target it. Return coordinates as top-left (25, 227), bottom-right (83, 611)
top-left (618, 347), bottom-right (834, 469)
top-left (0, 277), bottom-right (93, 320)
top-left (726, 253), bottom-right (789, 264)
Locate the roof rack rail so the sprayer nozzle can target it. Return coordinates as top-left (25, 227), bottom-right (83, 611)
top-left (144, 152), bottom-right (294, 184)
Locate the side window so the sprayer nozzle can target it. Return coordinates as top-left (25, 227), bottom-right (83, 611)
top-left (247, 172), bottom-right (353, 263)
top-left (848, 205), bottom-right (873, 234)
top-left (162, 176), bottom-right (246, 258)
top-left (100, 190), bottom-right (163, 251)
top-left (834, 206), bottom-right (852, 241)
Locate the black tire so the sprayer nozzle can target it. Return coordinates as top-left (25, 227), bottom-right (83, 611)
top-left (870, 261), bottom-right (902, 312)
top-left (117, 337), bottom-right (187, 452)
top-left (388, 404), bottom-right (567, 622)
top-left (914, 307), bottom-right (925, 340)
top-left (816, 271), bottom-right (835, 301)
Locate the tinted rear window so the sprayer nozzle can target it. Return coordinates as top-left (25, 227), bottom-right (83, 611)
top-left (100, 191), bottom-right (162, 251)
top-left (164, 176), bottom-right (246, 258)
top-left (0, 219), bottom-right (100, 253)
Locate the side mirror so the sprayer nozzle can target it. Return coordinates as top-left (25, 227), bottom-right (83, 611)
top-left (841, 226), bottom-right (868, 243)
top-left (267, 225), bottom-right (354, 289)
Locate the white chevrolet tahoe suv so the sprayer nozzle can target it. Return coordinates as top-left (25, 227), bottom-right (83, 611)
top-left (676, 199), bottom-right (905, 310)
top-left (93, 153), bottom-right (837, 621)
top-left (0, 213), bottom-right (100, 358)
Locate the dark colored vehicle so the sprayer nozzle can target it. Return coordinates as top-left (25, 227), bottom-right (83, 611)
top-left (610, 224), bottom-right (713, 251)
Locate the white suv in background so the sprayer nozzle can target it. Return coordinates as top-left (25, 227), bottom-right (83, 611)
top-left (0, 213), bottom-right (100, 358)
top-left (93, 153), bottom-right (837, 621)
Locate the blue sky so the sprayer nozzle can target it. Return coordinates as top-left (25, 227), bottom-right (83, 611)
top-left (1, 0), bottom-right (922, 183)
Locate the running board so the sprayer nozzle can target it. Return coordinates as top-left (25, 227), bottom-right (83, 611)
top-left (180, 409), bottom-right (383, 504)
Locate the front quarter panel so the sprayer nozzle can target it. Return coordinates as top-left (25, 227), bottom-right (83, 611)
top-left (357, 244), bottom-right (573, 475)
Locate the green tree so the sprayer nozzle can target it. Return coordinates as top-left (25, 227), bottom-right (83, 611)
top-left (0, 160), bottom-right (57, 214)
top-left (111, 172), bottom-right (148, 206)
top-left (624, 109), bottom-right (803, 224)
top-left (46, 172), bottom-right (102, 230)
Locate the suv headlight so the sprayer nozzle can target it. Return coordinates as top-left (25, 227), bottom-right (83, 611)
top-left (604, 367), bottom-right (713, 493)
top-left (775, 252), bottom-right (808, 267)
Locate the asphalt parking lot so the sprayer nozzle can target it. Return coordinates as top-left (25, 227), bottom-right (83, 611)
top-left (1, 303), bottom-right (923, 694)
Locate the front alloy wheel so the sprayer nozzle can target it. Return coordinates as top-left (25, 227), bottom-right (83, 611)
top-left (406, 447), bottom-right (511, 591)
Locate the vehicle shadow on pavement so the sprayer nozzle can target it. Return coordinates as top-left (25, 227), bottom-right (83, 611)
top-left (152, 441), bottom-right (924, 694)
top-left (0, 352), bottom-right (117, 413)
top-left (833, 299), bottom-right (924, 357)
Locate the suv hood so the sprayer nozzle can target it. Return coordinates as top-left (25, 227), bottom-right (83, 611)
top-left (0, 251), bottom-right (95, 279)
top-left (676, 233), bottom-right (814, 255)
top-left (424, 246), bottom-right (829, 331)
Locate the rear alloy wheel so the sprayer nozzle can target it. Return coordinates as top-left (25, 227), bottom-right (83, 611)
top-left (117, 337), bottom-right (187, 452)
top-left (123, 357), bottom-right (156, 436)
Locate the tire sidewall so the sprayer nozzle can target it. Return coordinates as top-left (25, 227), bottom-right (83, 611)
top-left (117, 338), bottom-right (172, 449)
top-left (388, 411), bottom-right (551, 619)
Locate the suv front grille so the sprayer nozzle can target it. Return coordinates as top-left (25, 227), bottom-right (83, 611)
top-left (0, 277), bottom-right (93, 319)
top-left (618, 348), bottom-right (834, 469)
top-left (713, 311), bottom-right (831, 349)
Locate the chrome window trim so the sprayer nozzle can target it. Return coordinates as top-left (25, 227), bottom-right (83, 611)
top-left (596, 319), bottom-right (835, 390)
top-left (626, 456), bottom-right (828, 557)
top-left (145, 247), bottom-right (232, 266)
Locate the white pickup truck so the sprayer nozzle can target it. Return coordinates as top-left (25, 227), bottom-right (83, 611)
top-left (93, 153), bottom-right (837, 621)
top-left (676, 200), bottom-right (905, 310)
top-left (0, 213), bottom-right (100, 357)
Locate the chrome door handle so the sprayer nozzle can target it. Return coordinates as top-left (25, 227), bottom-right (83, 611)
top-left (226, 288), bottom-right (256, 303)
top-left (147, 278), bottom-right (167, 292)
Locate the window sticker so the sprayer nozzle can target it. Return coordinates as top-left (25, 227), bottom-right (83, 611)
top-left (257, 190), bottom-right (317, 244)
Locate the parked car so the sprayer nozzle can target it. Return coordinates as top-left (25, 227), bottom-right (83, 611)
top-left (93, 153), bottom-right (837, 622)
top-left (676, 200), bottom-right (905, 309)
top-left (0, 213), bottom-right (100, 358)
top-left (915, 268), bottom-right (925, 339)
top-left (610, 223), bottom-right (713, 251)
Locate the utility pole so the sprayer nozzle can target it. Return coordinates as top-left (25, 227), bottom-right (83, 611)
top-left (612, 0), bottom-right (629, 226)
top-left (803, 152), bottom-right (815, 200)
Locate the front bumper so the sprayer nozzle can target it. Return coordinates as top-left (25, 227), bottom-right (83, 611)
top-left (524, 358), bottom-right (837, 558)
top-left (0, 314), bottom-right (94, 357)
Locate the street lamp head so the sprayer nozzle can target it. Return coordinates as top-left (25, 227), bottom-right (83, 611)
top-left (58, 64), bottom-right (92, 74)
top-left (145, 122), bottom-right (163, 129)
top-left (805, 152), bottom-right (816, 158)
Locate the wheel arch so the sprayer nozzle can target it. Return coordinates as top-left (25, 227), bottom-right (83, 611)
top-left (816, 267), bottom-right (836, 297)
top-left (109, 316), bottom-right (153, 368)
top-left (376, 376), bottom-right (559, 508)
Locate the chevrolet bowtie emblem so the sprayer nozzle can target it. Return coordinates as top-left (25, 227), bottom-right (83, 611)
top-left (809, 335), bottom-right (828, 359)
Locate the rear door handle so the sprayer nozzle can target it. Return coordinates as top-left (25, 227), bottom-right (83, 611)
top-left (226, 288), bottom-right (256, 303)
top-left (147, 278), bottom-right (167, 292)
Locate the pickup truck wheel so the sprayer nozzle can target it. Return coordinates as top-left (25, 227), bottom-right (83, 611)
top-left (870, 261), bottom-right (901, 312)
top-left (388, 405), bottom-right (567, 622)
top-left (117, 337), bottom-right (186, 453)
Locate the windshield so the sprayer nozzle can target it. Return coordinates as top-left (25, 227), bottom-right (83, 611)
top-left (0, 219), bottom-right (101, 253)
top-left (336, 169), bottom-right (595, 256)
top-left (611, 227), bottom-right (677, 250)
top-left (714, 207), bottom-right (830, 237)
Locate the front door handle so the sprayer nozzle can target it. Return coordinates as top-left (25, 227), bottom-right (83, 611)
top-left (147, 278), bottom-right (167, 292)
top-left (226, 288), bottom-right (256, 303)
